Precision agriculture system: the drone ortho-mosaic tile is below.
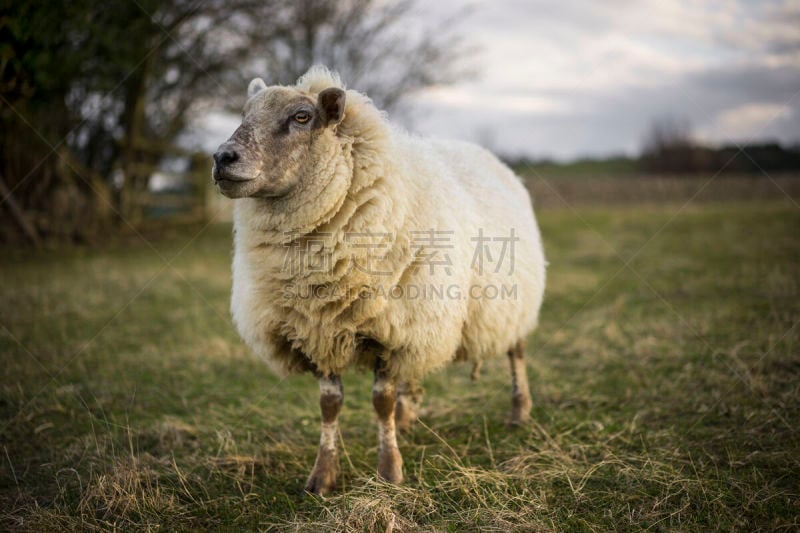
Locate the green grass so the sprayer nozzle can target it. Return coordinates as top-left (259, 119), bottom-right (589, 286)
top-left (1, 200), bottom-right (799, 531)
top-left (512, 156), bottom-right (639, 179)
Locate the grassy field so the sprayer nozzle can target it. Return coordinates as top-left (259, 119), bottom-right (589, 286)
top-left (1, 196), bottom-right (799, 530)
top-left (522, 173), bottom-right (800, 209)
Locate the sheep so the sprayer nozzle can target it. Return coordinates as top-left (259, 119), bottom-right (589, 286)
top-left (212, 66), bottom-right (546, 496)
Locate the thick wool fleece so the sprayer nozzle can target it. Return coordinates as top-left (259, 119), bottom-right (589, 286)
top-left (230, 66), bottom-right (546, 381)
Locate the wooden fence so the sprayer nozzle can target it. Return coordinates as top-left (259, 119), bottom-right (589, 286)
top-left (119, 138), bottom-right (231, 226)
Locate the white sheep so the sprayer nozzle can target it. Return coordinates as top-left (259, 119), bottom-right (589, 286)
top-left (212, 66), bottom-right (546, 495)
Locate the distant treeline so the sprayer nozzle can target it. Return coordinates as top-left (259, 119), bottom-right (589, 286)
top-left (640, 142), bottom-right (800, 174)
top-left (507, 142), bottom-right (800, 177)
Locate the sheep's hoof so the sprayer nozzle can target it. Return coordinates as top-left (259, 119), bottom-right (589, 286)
top-left (304, 470), bottom-right (337, 496)
top-left (507, 395), bottom-right (533, 427)
top-left (506, 412), bottom-right (530, 427)
top-left (304, 456), bottom-right (339, 496)
top-left (377, 446), bottom-right (404, 484)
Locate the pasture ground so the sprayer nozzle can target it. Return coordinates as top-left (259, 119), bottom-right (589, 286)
top-left (1, 187), bottom-right (799, 530)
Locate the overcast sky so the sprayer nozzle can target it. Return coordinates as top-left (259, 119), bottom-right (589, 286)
top-left (196, 0), bottom-right (799, 161)
top-left (406, 0), bottom-right (800, 160)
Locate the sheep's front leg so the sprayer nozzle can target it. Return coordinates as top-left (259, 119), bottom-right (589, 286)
top-left (507, 339), bottom-right (533, 425)
top-left (372, 360), bottom-right (403, 483)
top-left (304, 374), bottom-right (343, 496)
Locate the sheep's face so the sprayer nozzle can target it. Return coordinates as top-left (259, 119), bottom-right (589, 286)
top-left (212, 78), bottom-right (345, 199)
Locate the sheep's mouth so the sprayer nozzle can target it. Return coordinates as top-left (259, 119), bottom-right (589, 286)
top-left (213, 171), bottom-right (257, 199)
top-left (213, 169), bottom-right (254, 184)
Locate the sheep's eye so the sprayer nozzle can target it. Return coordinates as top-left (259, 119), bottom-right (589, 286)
top-left (294, 111), bottom-right (311, 124)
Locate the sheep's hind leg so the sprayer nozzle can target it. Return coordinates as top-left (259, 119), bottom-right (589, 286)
top-left (373, 359), bottom-right (403, 483)
top-left (395, 380), bottom-right (424, 432)
top-left (507, 339), bottom-right (533, 425)
top-left (304, 374), bottom-right (343, 496)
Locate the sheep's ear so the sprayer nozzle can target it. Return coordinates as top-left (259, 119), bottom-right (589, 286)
top-left (247, 78), bottom-right (267, 98)
top-left (317, 88), bottom-right (345, 127)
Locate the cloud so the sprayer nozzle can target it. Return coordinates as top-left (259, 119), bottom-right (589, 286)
top-left (701, 103), bottom-right (794, 143)
top-left (403, 0), bottom-right (800, 159)
top-left (417, 86), bottom-right (567, 114)
top-left (192, 0), bottom-right (799, 160)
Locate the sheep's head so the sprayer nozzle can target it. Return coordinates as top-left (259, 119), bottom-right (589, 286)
top-left (212, 78), bottom-right (345, 199)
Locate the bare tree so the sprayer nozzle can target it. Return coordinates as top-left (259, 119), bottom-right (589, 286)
top-left (1, 0), bottom-right (471, 242)
top-left (254, 0), bottom-right (470, 112)
top-left (640, 116), bottom-right (700, 174)
top-left (641, 116), bottom-right (693, 156)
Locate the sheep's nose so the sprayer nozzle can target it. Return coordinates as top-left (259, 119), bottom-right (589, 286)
top-left (213, 147), bottom-right (239, 167)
